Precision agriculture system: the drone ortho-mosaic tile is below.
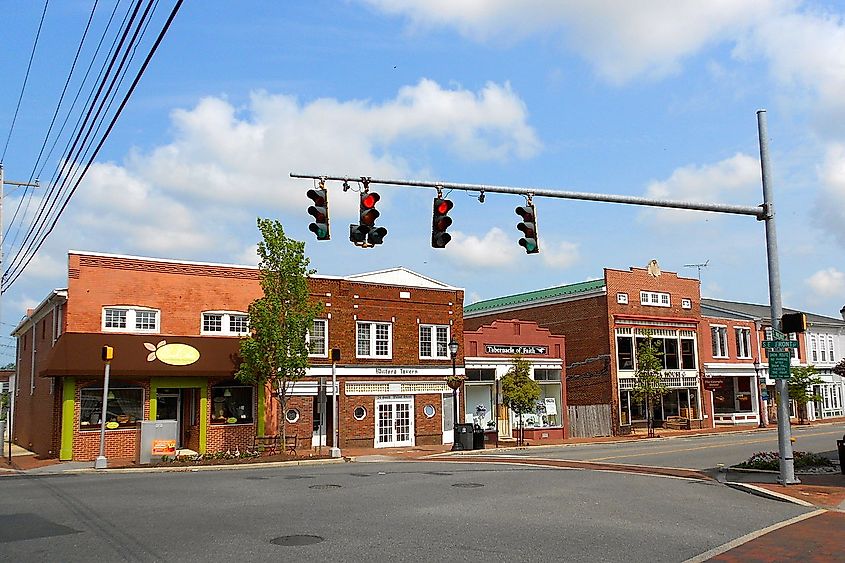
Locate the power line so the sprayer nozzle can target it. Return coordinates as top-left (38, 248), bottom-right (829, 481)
top-left (1, 0), bottom-right (50, 162)
top-left (2, 0), bottom-right (184, 292)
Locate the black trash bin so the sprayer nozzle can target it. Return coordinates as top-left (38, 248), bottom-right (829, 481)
top-left (455, 423), bottom-right (474, 450)
top-left (837, 435), bottom-right (845, 475)
top-left (472, 424), bottom-right (485, 450)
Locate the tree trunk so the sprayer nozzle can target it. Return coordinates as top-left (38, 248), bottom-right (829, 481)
top-left (646, 391), bottom-right (653, 438)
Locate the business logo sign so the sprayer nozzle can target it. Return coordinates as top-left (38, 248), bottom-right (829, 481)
top-left (485, 344), bottom-right (548, 355)
top-left (144, 340), bottom-right (200, 366)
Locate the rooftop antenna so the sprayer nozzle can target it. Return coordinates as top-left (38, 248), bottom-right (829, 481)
top-left (684, 259), bottom-right (709, 281)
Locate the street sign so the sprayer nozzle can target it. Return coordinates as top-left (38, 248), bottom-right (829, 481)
top-left (766, 351), bottom-right (791, 361)
top-left (768, 354), bottom-right (792, 379)
top-left (761, 339), bottom-right (798, 349)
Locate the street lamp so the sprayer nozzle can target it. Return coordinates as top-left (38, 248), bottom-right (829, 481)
top-left (754, 357), bottom-right (767, 428)
top-left (447, 339), bottom-right (462, 451)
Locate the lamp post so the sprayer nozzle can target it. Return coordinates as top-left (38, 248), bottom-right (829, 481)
top-left (754, 357), bottom-right (767, 428)
top-left (447, 339), bottom-right (462, 451)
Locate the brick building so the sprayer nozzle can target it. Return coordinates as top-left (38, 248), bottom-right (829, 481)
top-left (464, 262), bottom-right (714, 436)
top-left (463, 319), bottom-right (567, 442)
top-left (11, 251), bottom-right (464, 461)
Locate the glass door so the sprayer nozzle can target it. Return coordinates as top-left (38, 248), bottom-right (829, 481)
top-left (375, 398), bottom-right (414, 448)
top-left (157, 391), bottom-right (181, 448)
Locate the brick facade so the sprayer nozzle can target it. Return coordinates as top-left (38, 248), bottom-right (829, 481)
top-left (13, 251), bottom-right (464, 461)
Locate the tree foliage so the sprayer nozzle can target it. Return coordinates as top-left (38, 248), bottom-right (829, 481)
top-left (631, 332), bottom-right (669, 437)
top-left (833, 358), bottom-right (845, 378)
top-left (788, 365), bottom-right (823, 423)
top-left (236, 219), bottom-right (322, 438)
top-left (501, 356), bottom-right (540, 446)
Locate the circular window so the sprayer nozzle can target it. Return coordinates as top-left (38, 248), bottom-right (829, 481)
top-left (353, 406), bottom-right (367, 420)
top-left (285, 409), bottom-right (300, 423)
top-left (423, 404), bottom-right (436, 418)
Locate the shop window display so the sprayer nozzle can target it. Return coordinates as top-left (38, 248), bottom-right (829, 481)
top-left (80, 387), bottom-right (143, 430)
top-left (211, 385), bottom-right (253, 424)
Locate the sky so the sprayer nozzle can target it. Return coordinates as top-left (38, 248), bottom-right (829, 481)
top-left (2, 0), bottom-right (845, 365)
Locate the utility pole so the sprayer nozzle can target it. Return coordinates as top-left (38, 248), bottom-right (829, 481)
top-left (291, 110), bottom-right (797, 485)
top-left (0, 163), bottom-right (40, 464)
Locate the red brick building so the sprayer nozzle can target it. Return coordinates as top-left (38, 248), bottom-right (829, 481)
top-left (463, 319), bottom-right (567, 442)
top-left (11, 251), bottom-right (464, 461)
top-left (464, 262), bottom-right (714, 436)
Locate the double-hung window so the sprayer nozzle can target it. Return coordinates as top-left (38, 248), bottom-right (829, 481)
top-left (309, 319), bottom-right (328, 357)
top-left (711, 326), bottom-right (728, 358)
top-left (640, 291), bottom-right (670, 307)
top-left (102, 307), bottom-right (159, 333)
top-left (419, 324), bottom-right (449, 359)
top-left (201, 312), bottom-right (249, 336)
top-left (357, 321), bottom-right (392, 358)
top-left (735, 327), bottom-right (751, 359)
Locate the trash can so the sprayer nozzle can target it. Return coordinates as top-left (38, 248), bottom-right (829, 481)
top-left (837, 435), bottom-right (845, 475)
top-left (472, 424), bottom-right (485, 450)
top-left (455, 423), bottom-right (474, 451)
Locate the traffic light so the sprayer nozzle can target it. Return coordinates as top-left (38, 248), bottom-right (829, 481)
top-left (431, 197), bottom-right (453, 248)
top-left (515, 203), bottom-right (539, 254)
top-left (781, 312), bottom-right (808, 333)
top-left (349, 192), bottom-right (388, 246)
top-left (306, 188), bottom-right (330, 240)
top-left (101, 346), bottom-right (114, 362)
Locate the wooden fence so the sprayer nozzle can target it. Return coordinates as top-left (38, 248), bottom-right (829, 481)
top-left (567, 404), bottom-right (612, 437)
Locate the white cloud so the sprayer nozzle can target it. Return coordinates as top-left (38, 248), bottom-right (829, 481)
top-left (815, 143), bottom-right (845, 245)
top-left (29, 79), bottom-right (538, 262)
top-left (541, 240), bottom-right (579, 268)
top-left (806, 268), bottom-right (845, 299)
top-left (641, 153), bottom-right (760, 224)
top-left (444, 227), bottom-right (520, 268)
top-left (364, 0), bottom-right (784, 83)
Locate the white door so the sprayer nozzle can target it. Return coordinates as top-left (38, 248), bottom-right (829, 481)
top-left (375, 397), bottom-right (414, 448)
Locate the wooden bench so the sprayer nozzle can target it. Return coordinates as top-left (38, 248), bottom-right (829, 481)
top-left (664, 416), bottom-right (691, 430)
top-left (253, 435), bottom-right (281, 456)
top-left (284, 435), bottom-right (298, 456)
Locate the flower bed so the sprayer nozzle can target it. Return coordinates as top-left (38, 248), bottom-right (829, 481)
top-left (735, 451), bottom-right (834, 472)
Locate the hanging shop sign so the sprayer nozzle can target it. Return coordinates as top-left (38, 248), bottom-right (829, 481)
top-left (702, 376), bottom-right (726, 391)
top-left (485, 344), bottom-right (548, 355)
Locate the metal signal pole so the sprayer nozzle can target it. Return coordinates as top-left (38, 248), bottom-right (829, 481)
top-left (292, 110), bottom-right (797, 484)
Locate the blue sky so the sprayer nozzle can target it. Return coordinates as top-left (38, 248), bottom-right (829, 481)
top-left (2, 1), bottom-right (845, 364)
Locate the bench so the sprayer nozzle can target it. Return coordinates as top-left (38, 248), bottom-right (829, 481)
top-left (284, 435), bottom-right (298, 456)
top-left (253, 435), bottom-right (281, 456)
top-left (664, 416), bottom-right (691, 430)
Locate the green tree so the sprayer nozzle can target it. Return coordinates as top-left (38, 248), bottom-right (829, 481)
top-left (788, 365), bottom-right (823, 424)
top-left (833, 358), bottom-right (845, 378)
top-left (632, 332), bottom-right (669, 437)
top-left (501, 357), bottom-right (540, 446)
top-left (236, 219), bottom-right (322, 444)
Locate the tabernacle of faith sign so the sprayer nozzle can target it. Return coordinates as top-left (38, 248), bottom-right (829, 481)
top-left (485, 344), bottom-right (548, 355)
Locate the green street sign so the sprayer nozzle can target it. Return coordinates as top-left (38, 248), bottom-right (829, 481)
top-left (768, 354), bottom-right (792, 379)
top-left (766, 351), bottom-right (791, 361)
top-left (762, 339), bottom-right (798, 349)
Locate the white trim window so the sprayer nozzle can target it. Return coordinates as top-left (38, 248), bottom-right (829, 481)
top-left (357, 321), bottom-right (392, 359)
top-left (640, 291), bottom-right (670, 307)
top-left (735, 327), bottom-right (752, 359)
top-left (828, 336), bottom-right (835, 363)
top-left (681, 298), bottom-right (692, 309)
top-left (102, 307), bottom-right (160, 333)
top-left (617, 293), bottom-right (628, 304)
top-left (811, 334), bottom-right (818, 362)
top-left (419, 324), bottom-right (449, 359)
top-left (711, 326), bottom-right (728, 358)
top-left (201, 311), bottom-right (249, 336)
top-left (309, 319), bottom-right (328, 357)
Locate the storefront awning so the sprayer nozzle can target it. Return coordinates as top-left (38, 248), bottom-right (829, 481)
top-left (39, 333), bottom-right (242, 378)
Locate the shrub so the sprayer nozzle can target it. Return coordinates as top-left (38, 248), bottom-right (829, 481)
top-left (736, 451), bottom-right (833, 471)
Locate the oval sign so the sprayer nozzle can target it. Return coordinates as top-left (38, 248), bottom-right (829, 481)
top-left (106, 421), bottom-right (119, 429)
top-left (155, 343), bottom-right (200, 366)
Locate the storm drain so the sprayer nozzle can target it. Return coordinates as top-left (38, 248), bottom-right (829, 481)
top-left (452, 482), bottom-right (484, 488)
top-left (271, 535), bottom-right (325, 546)
top-left (309, 484), bottom-right (342, 490)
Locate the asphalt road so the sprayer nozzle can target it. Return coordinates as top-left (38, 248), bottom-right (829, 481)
top-left (494, 423), bottom-right (845, 470)
top-left (0, 460), bottom-right (810, 562)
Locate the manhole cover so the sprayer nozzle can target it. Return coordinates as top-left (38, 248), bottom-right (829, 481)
top-left (270, 535), bottom-right (324, 546)
top-left (452, 483), bottom-right (484, 488)
top-left (309, 484), bottom-right (342, 489)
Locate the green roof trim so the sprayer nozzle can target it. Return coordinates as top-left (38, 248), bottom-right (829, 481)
top-left (464, 278), bottom-right (605, 315)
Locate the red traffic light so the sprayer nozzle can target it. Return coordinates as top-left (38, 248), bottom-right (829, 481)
top-left (361, 192), bottom-right (380, 209)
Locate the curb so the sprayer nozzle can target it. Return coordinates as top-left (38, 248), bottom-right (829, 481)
top-left (723, 481), bottom-right (816, 507)
top-left (3, 457), bottom-right (348, 476)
